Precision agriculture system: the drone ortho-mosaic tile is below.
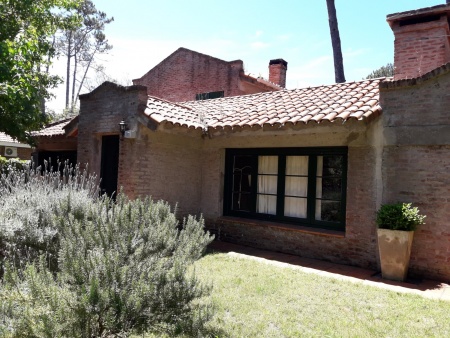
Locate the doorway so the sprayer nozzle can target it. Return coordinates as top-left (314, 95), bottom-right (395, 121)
top-left (100, 135), bottom-right (120, 197)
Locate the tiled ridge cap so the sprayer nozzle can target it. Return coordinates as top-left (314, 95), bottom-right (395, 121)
top-left (380, 63), bottom-right (450, 89)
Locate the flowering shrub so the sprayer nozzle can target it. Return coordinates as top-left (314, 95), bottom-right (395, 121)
top-left (0, 162), bottom-right (98, 275)
top-left (0, 163), bottom-right (213, 336)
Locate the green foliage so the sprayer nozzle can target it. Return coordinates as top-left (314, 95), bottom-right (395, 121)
top-left (376, 203), bottom-right (426, 231)
top-left (0, 0), bottom-right (81, 142)
top-left (0, 164), bottom-right (214, 337)
top-left (365, 63), bottom-right (394, 79)
top-left (0, 155), bottom-right (29, 172)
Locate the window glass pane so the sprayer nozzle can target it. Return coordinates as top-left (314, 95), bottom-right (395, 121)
top-left (285, 177), bottom-right (308, 197)
top-left (321, 178), bottom-right (342, 200)
top-left (232, 155), bottom-right (253, 212)
top-left (316, 154), bottom-right (344, 223)
top-left (315, 200), bottom-right (341, 222)
top-left (284, 197), bottom-right (307, 218)
top-left (286, 156), bottom-right (308, 175)
top-left (232, 192), bottom-right (252, 212)
top-left (319, 155), bottom-right (343, 177)
top-left (258, 175), bottom-right (277, 195)
top-left (257, 195), bottom-right (277, 215)
top-left (258, 156), bottom-right (278, 175)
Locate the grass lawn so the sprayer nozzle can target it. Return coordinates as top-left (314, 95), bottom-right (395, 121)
top-left (189, 252), bottom-right (450, 338)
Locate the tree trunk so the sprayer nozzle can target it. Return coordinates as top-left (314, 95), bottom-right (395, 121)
top-left (71, 52), bottom-right (78, 112)
top-left (65, 31), bottom-right (72, 109)
top-left (326, 0), bottom-right (346, 83)
top-left (76, 48), bottom-right (97, 100)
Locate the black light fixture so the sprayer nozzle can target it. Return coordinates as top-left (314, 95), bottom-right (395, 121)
top-left (119, 119), bottom-right (127, 137)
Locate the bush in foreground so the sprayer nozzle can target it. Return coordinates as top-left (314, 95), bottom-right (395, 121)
top-left (0, 164), bottom-right (214, 337)
top-left (0, 162), bottom-right (98, 276)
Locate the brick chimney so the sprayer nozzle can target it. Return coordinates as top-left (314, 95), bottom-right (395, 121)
top-left (269, 59), bottom-right (288, 88)
top-left (387, 5), bottom-right (450, 80)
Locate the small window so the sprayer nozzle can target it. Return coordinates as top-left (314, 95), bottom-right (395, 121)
top-left (195, 91), bottom-right (224, 101)
top-left (224, 147), bottom-right (348, 231)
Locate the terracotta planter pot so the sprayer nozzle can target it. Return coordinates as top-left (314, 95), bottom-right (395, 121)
top-left (377, 229), bottom-right (414, 282)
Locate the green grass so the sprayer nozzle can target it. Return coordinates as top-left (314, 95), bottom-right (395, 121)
top-left (191, 252), bottom-right (450, 338)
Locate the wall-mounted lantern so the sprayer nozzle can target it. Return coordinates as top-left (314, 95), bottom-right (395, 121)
top-left (119, 119), bottom-right (127, 138)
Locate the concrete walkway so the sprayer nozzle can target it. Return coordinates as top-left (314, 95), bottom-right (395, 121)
top-left (209, 241), bottom-right (450, 301)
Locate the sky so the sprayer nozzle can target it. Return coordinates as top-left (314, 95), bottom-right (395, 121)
top-left (47, 0), bottom-right (442, 113)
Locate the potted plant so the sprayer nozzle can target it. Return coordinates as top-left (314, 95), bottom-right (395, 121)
top-left (376, 203), bottom-right (426, 282)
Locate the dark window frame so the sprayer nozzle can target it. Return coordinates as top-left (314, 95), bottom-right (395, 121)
top-left (195, 90), bottom-right (224, 101)
top-left (223, 147), bottom-right (348, 231)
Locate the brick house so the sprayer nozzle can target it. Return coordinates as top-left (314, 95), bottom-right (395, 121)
top-left (33, 48), bottom-right (285, 165)
top-left (0, 132), bottom-right (32, 160)
top-left (36, 4), bottom-right (450, 282)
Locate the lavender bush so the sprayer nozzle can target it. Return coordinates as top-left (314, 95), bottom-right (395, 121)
top-left (0, 163), bottom-right (213, 336)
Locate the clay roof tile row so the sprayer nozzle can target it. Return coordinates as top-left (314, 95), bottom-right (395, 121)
top-left (143, 78), bottom-right (385, 131)
top-left (32, 118), bottom-right (73, 137)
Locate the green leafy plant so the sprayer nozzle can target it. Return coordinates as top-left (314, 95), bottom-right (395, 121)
top-left (0, 163), bottom-right (214, 336)
top-left (376, 203), bottom-right (426, 231)
top-left (0, 155), bottom-right (29, 172)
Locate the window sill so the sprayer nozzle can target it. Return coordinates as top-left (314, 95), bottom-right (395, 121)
top-left (217, 216), bottom-right (345, 238)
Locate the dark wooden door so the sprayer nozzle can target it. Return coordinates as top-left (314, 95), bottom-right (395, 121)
top-left (100, 135), bottom-right (120, 197)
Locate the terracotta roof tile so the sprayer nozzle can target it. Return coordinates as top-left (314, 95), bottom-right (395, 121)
top-left (143, 78), bottom-right (384, 131)
top-left (33, 118), bottom-right (73, 137)
top-left (0, 132), bottom-right (31, 147)
top-left (0, 132), bottom-right (17, 144)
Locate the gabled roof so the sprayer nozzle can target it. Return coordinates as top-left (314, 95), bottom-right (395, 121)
top-left (32, 118), bottom-right (74, 137)
top-left (144, 78), bottom-right (384, 131)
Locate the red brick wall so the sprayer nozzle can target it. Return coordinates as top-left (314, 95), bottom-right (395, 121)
top-left (208, 145), bottom-right (380, 269)
top-left (382, 146), bottom-right (450, 281)
top-left (133, 48), bottom-right (279, 102)
top-left (381, 70), bottom-right (450, 282)
top-left (118, 127), bottom-right (203, 218)
top-left (78, 83), bottom-right (203, 218)
top-left (269, 63), bottom-right (287, 88)
top-left (391, 16), bottom-right (450, 80)
top-left (133, 48), bottom-right (243, 102)
top-left (78, 83), bottom-right (148, 180)
top-left (35, 137), bottom-right (77, 152)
